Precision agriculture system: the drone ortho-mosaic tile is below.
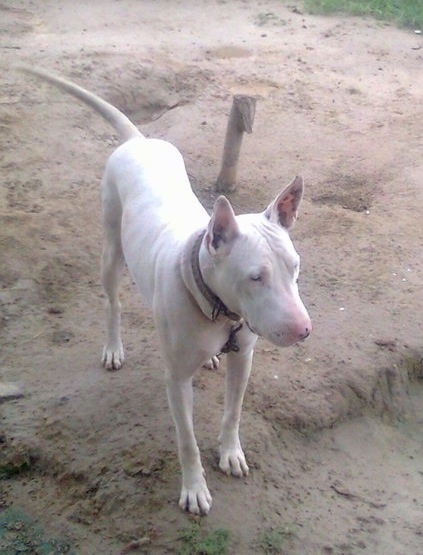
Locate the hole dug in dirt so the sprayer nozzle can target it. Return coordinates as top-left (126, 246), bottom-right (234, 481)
top-left (374, 347), bottom-right (423, 423)
top-left (400, 349), bottom-right (423, 382)
top-left (312, 174), bottom-right (379, 213)
top-left (72, 61), bottom-right (212, 124)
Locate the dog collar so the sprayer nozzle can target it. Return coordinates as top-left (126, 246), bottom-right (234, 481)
top-left (181, 230), bottom-right (241, 322)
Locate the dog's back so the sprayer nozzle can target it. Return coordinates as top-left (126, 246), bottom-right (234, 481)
top-left (103, 136), bottom-right (209, 303)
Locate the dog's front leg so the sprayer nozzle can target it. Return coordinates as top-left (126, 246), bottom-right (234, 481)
top-left (166, 373), bottom-right (212, 515)
top-left (219, 333), bottom-right (257, 477)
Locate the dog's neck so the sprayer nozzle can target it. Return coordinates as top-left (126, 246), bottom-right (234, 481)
top-left (181, 229), bottom-right (241, 322)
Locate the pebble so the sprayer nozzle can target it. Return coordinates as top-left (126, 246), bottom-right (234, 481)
top-left (0, 382), bottom-right (24, 402)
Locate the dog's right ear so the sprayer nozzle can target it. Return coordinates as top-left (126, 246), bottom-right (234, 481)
top-left (205, 196), bottom-right (240, 256)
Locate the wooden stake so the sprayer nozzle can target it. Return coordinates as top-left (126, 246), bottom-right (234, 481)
top-left (215, 95), bottom-right (257, 193)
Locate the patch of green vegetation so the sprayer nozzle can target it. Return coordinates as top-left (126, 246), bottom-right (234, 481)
top-left (256, 11), bottom-right (291, 26)
top-left (303, 0), bottom-right (423, 29)
top-left (0, 508), bottom-right (75, 555)
top-left (0, 460), bottom-right (32, 479)
top-left (256, 12), bottom-right (280, 25)
top-left (0, 450), bottom-right (37, 479)
top-left (178, 523), bottom-right (230, 555)
top-left (255, 525), bottom-right (296, 554)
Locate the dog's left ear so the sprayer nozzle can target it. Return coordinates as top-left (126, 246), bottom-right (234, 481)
top-left (264, 175), bottom-right (304, 229)
top-left (206, 196), bottom-right (240, 256)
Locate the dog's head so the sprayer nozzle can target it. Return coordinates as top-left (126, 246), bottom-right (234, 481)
top-left (202, 176), bottom-right (311, 347)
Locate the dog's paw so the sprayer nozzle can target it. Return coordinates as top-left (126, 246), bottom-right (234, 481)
top-left (202, 356), bottom-right (220, 370)
top-left (102, 344), bottom-right (125, 370)
top-left (219, 445), bottom-right (249, 477)
top-left (179, 476), bottom-right (212, 515)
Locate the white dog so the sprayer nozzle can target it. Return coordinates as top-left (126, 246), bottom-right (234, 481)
top-left (19, 67), bottom-right (312, 514)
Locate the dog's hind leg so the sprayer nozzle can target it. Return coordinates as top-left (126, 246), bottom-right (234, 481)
top-left (101, 179), bottom-right (125, 370)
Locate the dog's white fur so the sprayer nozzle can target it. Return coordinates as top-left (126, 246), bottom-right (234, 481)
top-left (19, 67), bottom-right (312, 515)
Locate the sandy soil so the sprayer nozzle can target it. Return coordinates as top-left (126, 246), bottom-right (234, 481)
top-left (1, 1), bottom-right (423, 553)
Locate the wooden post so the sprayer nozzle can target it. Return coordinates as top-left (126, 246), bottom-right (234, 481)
top-left (215, 95), bottom-right (257, 193)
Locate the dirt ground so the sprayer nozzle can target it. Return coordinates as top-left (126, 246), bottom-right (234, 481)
top-left (1, 1), bottom-right (423, 553)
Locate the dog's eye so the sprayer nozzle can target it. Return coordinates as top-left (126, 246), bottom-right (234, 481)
top-left (250, 274), bottom-right (262, 282)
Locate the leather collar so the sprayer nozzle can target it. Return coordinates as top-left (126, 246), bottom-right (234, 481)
top-left (181, 229), bottom-right (241, 322)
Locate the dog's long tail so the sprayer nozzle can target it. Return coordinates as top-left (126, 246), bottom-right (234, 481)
top-left (17, 65), bottom-right (143, 142)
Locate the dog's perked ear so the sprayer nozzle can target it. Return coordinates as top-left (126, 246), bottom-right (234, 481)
top-left (264, 175), bottom-right (304, 229)
top-left (206, 196), bottom-right (240, 255)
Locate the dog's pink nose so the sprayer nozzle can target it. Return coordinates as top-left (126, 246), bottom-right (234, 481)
top-left (294, 318), bottom-right (312, 342)
top-left (298, 326), bottom-right (311, 341)
top-left (268, 317), bottom-right (312, 347)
